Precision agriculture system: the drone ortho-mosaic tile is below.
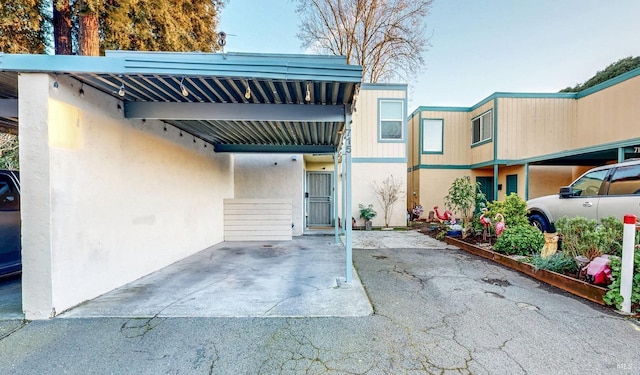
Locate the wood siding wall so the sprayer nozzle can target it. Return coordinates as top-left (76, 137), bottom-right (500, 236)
top-left (497, 98), bottom-right (575, 160)
top-left (224, 199), bottom-right (292, 241)
top-left (419, 111), bottom-right (471, 166)
top-left (353, 88), bottom-right (406, 159)
top-left (575, 75), bottom-right (640, 149)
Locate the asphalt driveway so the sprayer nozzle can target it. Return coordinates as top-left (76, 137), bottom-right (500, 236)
top-left (0, 231), bottom-right (638, 374)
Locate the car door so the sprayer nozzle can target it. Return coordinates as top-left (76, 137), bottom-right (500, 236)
top-left (0, 172), bottom-right (21, 275)
top-left (551, 169), bottom-right (608, 221)
top-left (597, 164), bottom-right (640, 221)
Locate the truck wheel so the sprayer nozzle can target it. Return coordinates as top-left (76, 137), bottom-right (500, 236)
top-left (529, 213), bottom-right (551, 232)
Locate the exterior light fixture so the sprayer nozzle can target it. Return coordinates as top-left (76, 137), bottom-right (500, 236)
top-left (118, 83), bottom-right (126, 97)
top-left (53, 75), bottom-right (59, 90)
top-left (79, 83), bottom-right (85, 97)
top-left (244, 80), bottom-right (251, 100)
top-left (180, 77), bottom-right (189, 97)
top-left (305, 82), bottom-right (311, 102)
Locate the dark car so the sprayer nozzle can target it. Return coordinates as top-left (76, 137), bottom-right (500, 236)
top-left (0, 170), bottom-right (20, 277)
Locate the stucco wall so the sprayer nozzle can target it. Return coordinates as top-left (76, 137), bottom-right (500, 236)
top-left (20, 74), bottom-right (234, 319)
top-left (352, 163), bottom-right (407, 227)
top-left (233, 154), bottom-right (304, 236)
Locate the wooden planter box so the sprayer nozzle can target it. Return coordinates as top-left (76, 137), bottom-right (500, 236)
top-left (445, 236), bottom-right (609, 306)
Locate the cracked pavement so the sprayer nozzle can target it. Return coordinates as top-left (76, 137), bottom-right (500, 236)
top-left (1, 232), bottom-right (639, 374)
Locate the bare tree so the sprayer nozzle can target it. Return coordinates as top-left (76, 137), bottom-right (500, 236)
top-left (295, 0), bottom-right (432, 83)
top-left (372, 175), bottom-right (404, 228)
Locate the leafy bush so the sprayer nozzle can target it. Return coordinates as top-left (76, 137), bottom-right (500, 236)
top-left (604, 249), bottom-right (640, 314)
top-left (486, 193), bottom-right (529, 228)
top-left (555, 216), bottom-right (624, 259)
top-left (444, 177), bottom-right (480, 230)
top-left (596, 216), bottom-right (624, 257)
top-left (529, 253), bottom-right (578, 274)
top-left (493, 225), bottom-right (544, 256)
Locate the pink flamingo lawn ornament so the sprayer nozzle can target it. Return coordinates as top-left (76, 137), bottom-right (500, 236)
top-left (479, 208), bottom-right (491, 241)
top-left (433, 206), bottom-right (453, 223)
top-left (494, 213), bottom-right (506, 237)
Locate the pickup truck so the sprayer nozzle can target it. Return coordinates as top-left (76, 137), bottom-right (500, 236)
top-left (0, 170), bottom-right (20, 277)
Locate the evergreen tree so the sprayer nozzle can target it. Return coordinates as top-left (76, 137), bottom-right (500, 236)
top-left (0, 0), bottom-right (48, 53)
top-left (560, 56), bottom-right (640, 92)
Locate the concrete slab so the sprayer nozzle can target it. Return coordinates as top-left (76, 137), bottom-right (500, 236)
top-left (60, 237), bottom-right (372, 318)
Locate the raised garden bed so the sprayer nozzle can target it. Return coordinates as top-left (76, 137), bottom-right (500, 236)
top-left (445, 236), bottom-right (608, 305)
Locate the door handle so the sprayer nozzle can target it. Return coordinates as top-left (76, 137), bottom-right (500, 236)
top-left (583, 202), bottom-right (593, 207)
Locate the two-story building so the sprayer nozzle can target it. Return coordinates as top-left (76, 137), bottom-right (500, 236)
top-left (408, 67), bottom-right (640, 214)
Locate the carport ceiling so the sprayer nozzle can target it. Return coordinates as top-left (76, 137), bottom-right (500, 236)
top-left (0, 51), bottom-right (362, 153)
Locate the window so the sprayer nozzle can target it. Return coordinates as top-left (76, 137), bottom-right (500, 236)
top-left (422, 119), bottom-right (443, 153)
top-left (571, 169), bottom-right (608, 196)
top-left (471, 110), bottom-right (493, 145)
top-left (379, 100), bottom-right (403, 140)
top-left (0, 174), bottom-right (19, 211)
top-left (607, 165), bottom-right (640, 195)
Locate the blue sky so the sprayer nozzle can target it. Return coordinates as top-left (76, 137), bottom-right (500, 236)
top-left (219, 0), bottom-right (640, 109)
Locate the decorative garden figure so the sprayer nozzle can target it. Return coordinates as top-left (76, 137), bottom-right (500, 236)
top-left (494, 213), bottom-right (506, 237)
top-left (479, 208), bottom-right (492, 241)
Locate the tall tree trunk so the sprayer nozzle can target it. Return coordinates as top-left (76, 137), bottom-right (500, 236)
top-left (78, 1), bottom-right (100, 56)
top-left (53, 1), bottom-right (72, 55)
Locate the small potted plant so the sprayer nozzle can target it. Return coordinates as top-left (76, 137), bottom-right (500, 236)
top-left (359, 204), bottom-right (377, 230)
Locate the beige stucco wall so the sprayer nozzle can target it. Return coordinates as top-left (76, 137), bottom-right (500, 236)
top-left (527, 166), bottom-right (574, 199)
top-left (20, 74), bottom-right (234, 319)
top-left (415, 169), bottom-right (471, 220)
top-left (352, 162), bottom-right (407, 227)
top-left (234, 154), bottom-right (304, 236)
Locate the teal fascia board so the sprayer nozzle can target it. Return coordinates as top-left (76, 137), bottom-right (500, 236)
top-left (410, 106), bottom-right (470, 119)
top-left (576, 66), bottom-right (640, 98)
top-left (353, 157), bottom-right (407, 163)
top-left (361, 83), bottom-right (408, 91)
top-left (414, 164), bottom-right (471, 170)
top-left (0, 52), bottom-right (363, 82)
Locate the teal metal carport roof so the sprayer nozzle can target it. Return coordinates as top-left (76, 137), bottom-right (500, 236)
top-left (0, 51), bottom-right (362, 153)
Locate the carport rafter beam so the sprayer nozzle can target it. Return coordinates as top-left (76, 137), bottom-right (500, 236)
top-left (125, 102), bottom-right (346, 122)
top-left (213, 144), bottom-right (336, 153)
top-left (0, 99), bottom-right (18, 117)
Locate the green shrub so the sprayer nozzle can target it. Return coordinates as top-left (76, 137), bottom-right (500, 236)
top-left (358, 204), bottom-right (377, 221)
top-left (596, 216), bottom-right (624, 257)
top-left (529, 253), bottom-right (578, 274)
top-left (604, 249), bottom-right (640, 313)
top-left (493, 225), bottom-right (544, 256)
top-left (486, 193), bottom-right (529, 228)
top-left (555, 216), bottom-right (624, 258)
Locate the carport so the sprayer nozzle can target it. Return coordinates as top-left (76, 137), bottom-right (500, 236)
top-left (0, 51), bottom-right (361, 319)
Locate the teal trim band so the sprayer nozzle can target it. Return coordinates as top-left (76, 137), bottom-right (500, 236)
top-left (493, 97), bottom-right (498, 163)
top-left (515, 137), bottom-right (640, 165)
top-left (353, 157), bottom-right (407, 163)
top-left (414, 164), bottom-right (471, 170)
top-left (525, 163), bottom-right (529, 200)
top-left (491, 92), bottom-right (577, 99)
top-left (471, 139), bottom-right (492, 148)
top-left (361, 83), bottom-right (408, 91)
top-left (410, 106), bottom-right (470, 118)
top-left (576, 66), bottom-right (640, 99)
